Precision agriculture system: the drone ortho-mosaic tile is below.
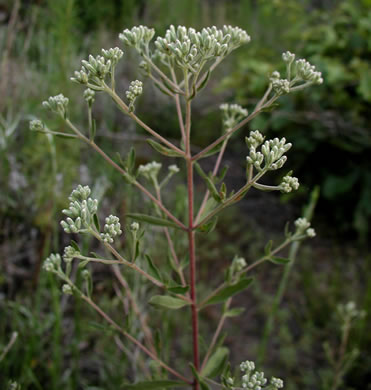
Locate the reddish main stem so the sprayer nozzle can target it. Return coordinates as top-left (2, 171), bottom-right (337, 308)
top-left (185, 88), bottom-right (200, 389)
top-left (187, 158), bottom-right (200, 384)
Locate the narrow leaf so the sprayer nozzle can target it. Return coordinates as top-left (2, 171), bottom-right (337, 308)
top-left (224, 307), bottom-right (245, 317)
top-left (200, 142), bottom-right (223, 159)
top-left (204, 278), bottom-right (254, 306)
top-left (190, 364), bottom-right (211, 390)
top-left (127, 147), bottom-right (136, 174)
top-left (268, 256), bottom-right (291, 265)
top-left (144, 254), bottom-right (163, 282)
top-left (89, 118), bottom-right (96, 141)
top-left (216, 165), bottom-right (229, 183)
top-left (167, 285), bottom-right (189, 294)
top-left (126, 213), bottom-right (181, 229)
top-left (202, 347), bottom-right (229, 378)
top-left (153, 81), bottom-right (174, 97)
top-left (197, 217), bottom-right (218, 233)
top-left (197, 70), bottom-right (211, 92)
top-left (149, 295), bottom-right (190, 310)
top-left (264, 240), bottom-right (273, 255)
top-left (147, 139), bottom-right (183, 157)
top-left (123, 380), bottom-right (184, 389)
top-left (70, 240), bottom-right (80, 252)
top-left (93, 214), bottom-right (100, 232)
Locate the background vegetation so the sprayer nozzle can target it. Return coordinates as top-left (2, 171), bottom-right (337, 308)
top-left (0, 0), bottom-right (370, 389)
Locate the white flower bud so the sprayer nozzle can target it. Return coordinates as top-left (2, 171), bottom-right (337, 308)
top-left (62, 284), bottom-right (73, 295)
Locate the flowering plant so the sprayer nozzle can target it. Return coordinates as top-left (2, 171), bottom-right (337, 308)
top-left (31, 25), bottom-right (322, 389)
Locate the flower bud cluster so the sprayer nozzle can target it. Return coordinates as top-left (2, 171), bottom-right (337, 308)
top-left (295, 59), bottom-right (323, 84)
top-left (83, 88), bottom-right (95, 105)
top-left (130, 222), bottom-right (140, 232)
top-left (242, 371), bottom-right (267, 389)
top-left (232, 256), bottom-right (247, 273)
top-left (119, 25), bottom-right (155, 51)
top-left (247, 137), bottom-right (292, 172)
top-left (225, 360), bottom-right (284, 390)
top-left (101, 47), bottom-right (124, 66)
top-left (43, 253), bottom-right (62, 273)
top-left (138, 161), bottom-right (162, 181)
top-left (71, 48), bottom-right (123, 89)
top-left (62, 284), bottom-right (73, 295)
top-left (63, 245), bottom-right (80, 263)
top-left (282, 51), bottom-right (295, 65)
top-left (100, 215), bottom-right (122, 243)
top-left (61, 185), bottom-right (98, 233)
top-left (42, 94), bottom-right (69, 117)
top-left (154, 25), bottom-right (250, 71)
top-left (29, 119), bottom-right (44, 132)
top-left (294, 217), bottom-right (316, 238)
top-left (168, 164), bottom-right (180, 174)
top-left (220, 103), bottom-right (248, 130)
top-left (246, 130), bottom-right (265, 149)
top-left (337, 301), bottom-right (366, 322)
top-left (279, 175), bottom-right (299, 193)
top-left (272, 79), bottom-right (290, 96)
top-left (126, 80), bottom-right (143, 111)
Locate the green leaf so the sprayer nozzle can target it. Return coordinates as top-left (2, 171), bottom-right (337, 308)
top-left (202, 347), bottom-right (229, 378)
top-left (147, 139), bottom-right (183, 157)
top-left (268, 256), bottom-right (291, 265)
top-left (167, 284), bottom-right (189, 294)
top-left (189, 364), bottom-right (211, 390)
top-left (144, 255), bottom-right (162, 282)
top-left (89, 118), bottom-right (96, 141)
top-left (200, 142), bottom-right (223, 159)
top-left (197, 217), bottom-right (218, 233)
top-left (93, 214), bottom-right (100, 232)
top-left (123, 380), bottom-right (185, 389)
top-left (215, 165), bottom-right (229, 183)
top-left (197, 70), bottom-right (211, 93)
top-left (126, 213), bottom-right (181, 229)
top-left (54, 132), bottom-right (78, 139)
top-left (127, 147), bottom-right (136, 174)
top-left (149, 295), bottom-right (190, 310)
top-left (153, 80), bottom-right (174, 97)
top-left (260, 103), bottom-right (279, 112)
top-left (264, 240), bottom-right (273, 255)
top-left (70, 240), bottom-right (80, 252)
top-left (195, 163), bottom-right (221, 202)
top-left (224, 307), bottom-right (245, 317)
top-left (204, 278), bottom-right (254, 306)
top-left (116, 152), bottom-right (126, 169)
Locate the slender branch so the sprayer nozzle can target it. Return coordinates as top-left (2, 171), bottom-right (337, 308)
top-left (80, 293), bottom-right (191, 384)
top-left (194, 138), bottom-right (229, 225)
top-left (198, 238), bottom-right (292, 309)
top-left (0, 331), bottom-right (18, 362)
top-left (64, 119), bottom-right (187, 230)
top-left (155, 185), bottom-right (188, 289)
top-left (201, 298), bottom-right (231, 370)
top-left (105, 86), bottom-right (185, 156)
top-left (148, 72), bottom-right (175, 97)
top-left (171, 68), bottom-right (186, 145)
top-left (112, 265), bottom-right (157, 356)
top-left (192, 96), bottom-right (279, 161)
top-left (255, 84), bottom-right (272, 112)
top-left (114, 335), bottom-right (151, 378)
top-left (195, 171), bottom-right (266, 229)
top-left (143, 54), bottom-right (184, 94)
top-left (88, 228), bottom-right (192, 304)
